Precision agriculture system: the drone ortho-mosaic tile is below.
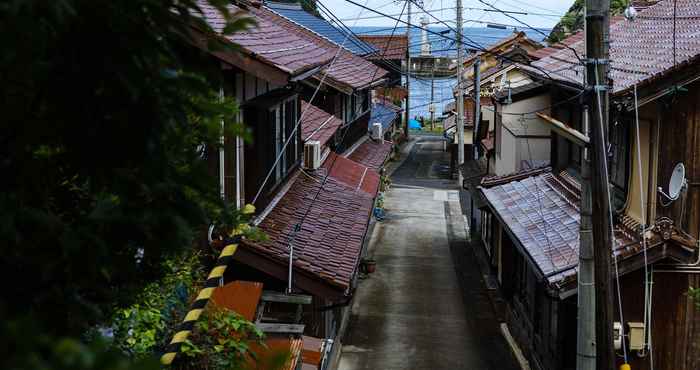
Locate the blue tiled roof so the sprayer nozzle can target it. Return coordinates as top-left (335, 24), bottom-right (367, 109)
top-left (265, 2), bottom-right (377, 56)
top-left (369, 103), bottom-right (400, 131)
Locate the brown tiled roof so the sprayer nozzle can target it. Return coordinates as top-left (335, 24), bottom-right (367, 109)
top-left (463, 31), bottom-right (543, 66)
top-left (248, 154), bottom-right (379, 290)
top-left (358, 34), bottom-right (408, 60)
top-left (529, 31), bottom-right (585, 60)
top-left (300, 100), bottom-right (342, 147)
top-left (198, 1), bottom-right (328, 75)
top-left (525, 0), bottom-right (700, 94)
top-left (198, 1), bottom-right (388, 90)
top-left (346, 138), bottom-right (393, 172)
top-left (480, 168), bottom-right (639, 286)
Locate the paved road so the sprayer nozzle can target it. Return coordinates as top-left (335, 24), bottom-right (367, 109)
top-left (337, 135), bottom-right (519, 370)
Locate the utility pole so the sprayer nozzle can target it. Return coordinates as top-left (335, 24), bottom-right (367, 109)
top-left (585, 0), bottom-right (615, 368)
top-left (576, 107), bottom-right (596, 370)
top-left (456, 0), bottom-right (465, 184)
top-left (473, 58), bottom-right (481, 160)
top-left (405, 0), bottom-right (411, 140)
top-left (430, 66), bottom-right (435, 131)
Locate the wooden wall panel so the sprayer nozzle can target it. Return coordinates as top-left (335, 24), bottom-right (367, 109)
top-left (656, 81), bottom-right (700, 238)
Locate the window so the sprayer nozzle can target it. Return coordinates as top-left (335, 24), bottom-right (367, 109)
top-left (481, 211), bottom-right (493, 255)
top-left (268, 96), bottom-right (299, 186)
top-left (608, 117), bottom-right (630, 209)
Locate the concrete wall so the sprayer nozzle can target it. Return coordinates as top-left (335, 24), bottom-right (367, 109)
top-left (493, 93), bottom-right (552, 176)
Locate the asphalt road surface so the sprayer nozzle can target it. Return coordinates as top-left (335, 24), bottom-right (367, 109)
top-left (337, 135), bottom-right (520, 370)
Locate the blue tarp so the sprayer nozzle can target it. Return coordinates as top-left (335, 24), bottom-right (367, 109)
top-left (369, 103), bottom-right (399, 131)
top-left (408, 119), bottom-right (422, 130)
top-left (266, 2), bottom-right (377, 56)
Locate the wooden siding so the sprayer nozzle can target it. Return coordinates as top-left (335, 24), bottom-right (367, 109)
top-left (615, 267), bottom-right (700, 370)
top-left (655, 80), bottom-right (700, 238)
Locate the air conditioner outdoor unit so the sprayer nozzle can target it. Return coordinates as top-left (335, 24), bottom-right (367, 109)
top-left (304, 141), bottom-right (321, 170)
top-left (371, 122), bottom-right (383, 140)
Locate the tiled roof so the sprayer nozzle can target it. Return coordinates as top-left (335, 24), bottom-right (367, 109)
top-left (197, 1), bottom-right (388, 90)
top-left (197, 1), bottom-right (328, 75)
top-left (347, 138), bottom-right (393, 171)
top-left (248, 154), bottom-right (379, 290)
top-left (301, 100), bottom-right (342, 147)
top-left (480, 168), bottom-right (639, 286)
top-left (369, 101), bottom-right (400, 131)
top-left (266, 2), bottom-right (377, 56)
top-left (529, 32), bottom-right (585, 60)
top-left (526, 0), bottom-right (700, 94)
top-left (358, 34), bottom-right (408, 60)
top-left (463, 31), bottom-right (543, 66)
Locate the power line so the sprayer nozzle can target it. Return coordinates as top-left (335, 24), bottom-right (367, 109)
top-left (476, 0), bottom-right (584, 64)
top-left (337, 5), bottom-right (562, 21)
top-left (395, 0), bottom-right (575, 89)
top-left (252, 1), bottom-right (373, 205)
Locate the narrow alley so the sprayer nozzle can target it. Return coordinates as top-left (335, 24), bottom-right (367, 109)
top-left (338, 135), bottom-right (519, 370)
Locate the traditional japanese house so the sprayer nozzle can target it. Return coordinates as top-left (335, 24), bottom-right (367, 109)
top-left (194, 1), bottom-right (394, 367)
top-left (475, 1), bottom-right (700, 369)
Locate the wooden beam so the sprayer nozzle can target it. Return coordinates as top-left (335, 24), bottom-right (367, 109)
top-left (255, 323), bottom-right (306, 334)
top-left (232, 245), bottom-right (347, 299)
top-left (261, 291), bottom-right (312, 305)
top-left (536, 112), bottom-right (590, 147)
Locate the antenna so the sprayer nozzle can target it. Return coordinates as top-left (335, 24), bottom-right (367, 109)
top-left (658, 162), bottom-right (687, 202)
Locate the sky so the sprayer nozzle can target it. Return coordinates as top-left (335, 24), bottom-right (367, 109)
top-left (321, 0), bottom-right (576, 29)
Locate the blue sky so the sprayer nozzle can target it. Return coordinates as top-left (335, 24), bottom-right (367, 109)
top-left (320, 0), bottom-right (576, 29)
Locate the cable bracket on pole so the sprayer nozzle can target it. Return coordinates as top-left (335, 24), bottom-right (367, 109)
top-left (583, 58), bottom-right (609, 65)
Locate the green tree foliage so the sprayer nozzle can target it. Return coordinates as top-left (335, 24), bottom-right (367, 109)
top-left (0, 1), bottom-right (254, 368)
top-left (177, 307), bottom-right (290, 370)
top-left (548, 0), bottom-right (633, 43)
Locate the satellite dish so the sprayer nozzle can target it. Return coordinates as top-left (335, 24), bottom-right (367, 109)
top-left (659, 162), bottom-right (687, 201)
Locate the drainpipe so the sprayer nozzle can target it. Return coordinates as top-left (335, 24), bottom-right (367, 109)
top-left (219, 86), bottom-right (226, 200)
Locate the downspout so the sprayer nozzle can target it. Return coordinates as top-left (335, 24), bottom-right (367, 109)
top-left (219, 86), bottom-right (226, 200)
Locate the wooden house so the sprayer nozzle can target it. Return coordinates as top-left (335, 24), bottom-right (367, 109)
top-left (471, 1), bottom-right (700, 369)
top-left (193, 1), bottom-right (396, 367)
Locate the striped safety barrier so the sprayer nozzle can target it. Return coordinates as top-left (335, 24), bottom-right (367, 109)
top-left (160, 237), bottom-right (240, 365)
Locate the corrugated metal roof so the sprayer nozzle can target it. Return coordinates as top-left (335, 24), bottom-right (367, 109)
top-left (211, 281), bottom-right (263, 321)
top-left (266, 2), bottom-right (377, 56)
top-left (369, 102), bottom-right (400, 131)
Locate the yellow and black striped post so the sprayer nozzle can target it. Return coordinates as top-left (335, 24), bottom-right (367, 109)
top-left (160, 238), bottom-right (240, 365)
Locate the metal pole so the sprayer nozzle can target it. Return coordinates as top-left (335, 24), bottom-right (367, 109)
top-left (585, 0), bottom-right (615, 368)
top-left (405, 0), bottom-right (411, 140)
top-left (430, 67), bottom-right (435, 131)
top-left (577, 108), bottom-right (596, 370)
top-left (473, 58), bottom-right (481, 160)
top-left (456, 0), bottom-right (465, 184)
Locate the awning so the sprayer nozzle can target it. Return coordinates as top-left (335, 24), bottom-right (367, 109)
top-left (301, 100), bottom-right (343, 147)
top-left (369, 102), bottom-right (401, 132)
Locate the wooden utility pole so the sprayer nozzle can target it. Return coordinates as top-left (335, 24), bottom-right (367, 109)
top-left (405, 0), bottom-right (411, 140)
top-left (473, 58), bottom-right (481, 160)
top-left (585, 0), bottom-right (615, 368)
top-left (456, 0), bottom-right (465, 184)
